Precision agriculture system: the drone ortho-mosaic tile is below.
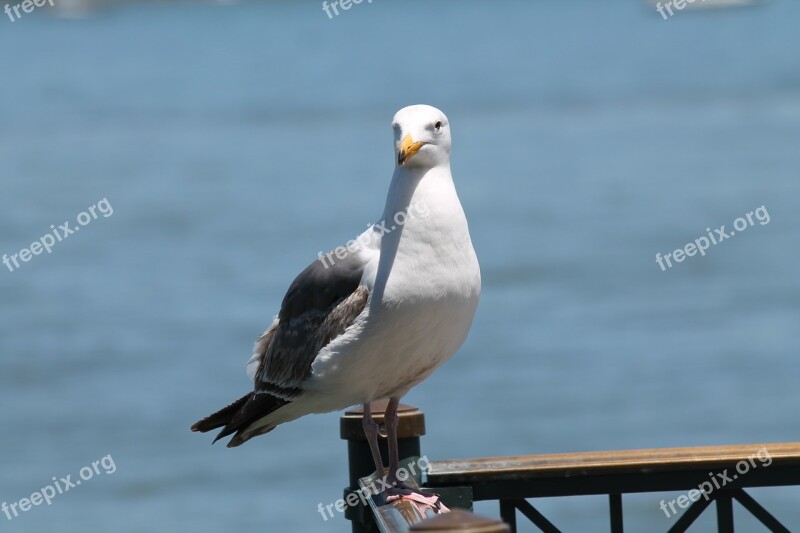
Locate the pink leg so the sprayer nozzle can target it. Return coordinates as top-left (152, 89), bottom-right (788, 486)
top-left (383, 398), bottom-right (440, 499)
top-left (362, 402), bottom-right (385, 477)
top-left (385, 397), bottom-right (401, 484)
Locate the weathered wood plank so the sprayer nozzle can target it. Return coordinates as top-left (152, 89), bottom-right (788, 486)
top-left (428, 442), bottom-right (800, 482)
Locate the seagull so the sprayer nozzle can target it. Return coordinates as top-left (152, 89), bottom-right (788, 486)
top-left (192, 104), bottom-right (481, 497)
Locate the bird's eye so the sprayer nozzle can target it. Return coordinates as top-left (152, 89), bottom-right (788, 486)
top-left (434, 121), bottom-right (442, 131)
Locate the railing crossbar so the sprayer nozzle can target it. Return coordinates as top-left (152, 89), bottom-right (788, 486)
top-left (666, 495), bottom-right (712, 533)
top-left (514, 499), bottom-right (560, 533)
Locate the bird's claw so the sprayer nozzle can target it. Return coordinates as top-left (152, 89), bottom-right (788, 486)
top-left (384, 482), bottom-right (449, 514)
top-left (384, 481), bottom-right (438, 498)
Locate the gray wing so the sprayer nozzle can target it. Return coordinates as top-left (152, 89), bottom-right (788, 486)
top-left (253, 251), bottom-right (369, 400)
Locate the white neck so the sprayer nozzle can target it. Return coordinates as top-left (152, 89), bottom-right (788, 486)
top-left (381, 163), bottom-right (454, 221)
top-left (371, 163), bottom-right (473, 305)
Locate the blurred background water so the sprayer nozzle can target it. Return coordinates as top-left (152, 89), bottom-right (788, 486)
top-left (1, 0), bottom-right (799, 531)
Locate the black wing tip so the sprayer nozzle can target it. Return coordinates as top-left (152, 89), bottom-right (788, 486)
top-left (191, 418), bottom-right (217, 433)
top-left (226, 435), bottom-right (246, 448)
top-left (224, 425), bottom-right (278, 448)
top-left (191, 393), bottom-right (252, 434)
top-left (196, 393), bottom-right (287, 447)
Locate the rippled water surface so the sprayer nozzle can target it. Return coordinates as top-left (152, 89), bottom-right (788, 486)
top-left (1, 1), bottom-right (799, 531)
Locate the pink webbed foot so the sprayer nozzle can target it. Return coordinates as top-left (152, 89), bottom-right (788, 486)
top-left (384, 482), bottom-right (450, 514)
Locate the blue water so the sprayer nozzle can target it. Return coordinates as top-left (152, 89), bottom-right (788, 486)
top-left (1, 1), bottom-right (799, 531)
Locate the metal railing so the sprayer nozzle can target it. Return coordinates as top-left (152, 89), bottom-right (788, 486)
top-left (426, 443), bottom-right (800, 532)
top-left (341, 404), bottom-right (800, 532)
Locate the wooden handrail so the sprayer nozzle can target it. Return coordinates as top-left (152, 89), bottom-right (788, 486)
top-left (427, 442), bottom-right (799, 484)
top-left (425, 442), bottom-right (800, 532)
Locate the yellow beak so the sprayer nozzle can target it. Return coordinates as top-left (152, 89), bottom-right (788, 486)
top-left (397, 134), bottom-right (427, 166)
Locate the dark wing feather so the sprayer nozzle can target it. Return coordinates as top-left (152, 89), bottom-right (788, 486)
top-left (191, 251), bottom-right (370, 447)
top-left (280, 250), bottom-right (365, 319)
top-left (212, 393), bottom-right (289, 447)
top-left (256, 252), bottom-right (368, 399)
top-left (190, 394), bottom-right (250, 433)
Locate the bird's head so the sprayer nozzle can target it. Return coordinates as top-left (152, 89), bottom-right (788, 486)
top-left (392, 104), bottom-right (451, 169)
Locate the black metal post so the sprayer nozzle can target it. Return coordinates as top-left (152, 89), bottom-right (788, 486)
top-left (609, 493), bottom-right (623, 533)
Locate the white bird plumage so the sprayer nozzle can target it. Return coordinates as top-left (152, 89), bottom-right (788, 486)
top-left (193, 105), bottom-right (480, 459)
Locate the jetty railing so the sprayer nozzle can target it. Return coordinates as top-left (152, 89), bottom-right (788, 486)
top-left (341, 404), bottom-right (800, 533)
top-left (426, 443), bottom-right (800, 532)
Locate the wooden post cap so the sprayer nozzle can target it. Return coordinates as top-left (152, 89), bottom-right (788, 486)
top-left (410, 509), bottom-right (510, 532)
top-left (340, 401), bottom-right (426, 440)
